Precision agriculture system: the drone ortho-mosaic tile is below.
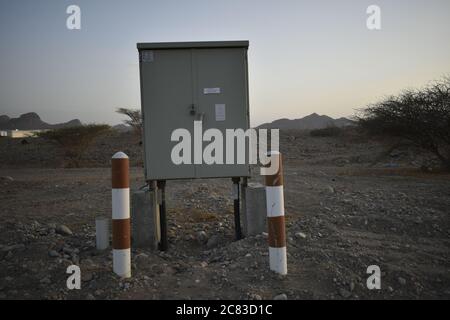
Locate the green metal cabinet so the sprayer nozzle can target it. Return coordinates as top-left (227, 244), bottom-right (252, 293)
top-left (137, 41), bottom-right (250, 181)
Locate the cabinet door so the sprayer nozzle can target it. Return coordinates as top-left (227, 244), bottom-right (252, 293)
top-left (193, 48), bottom-right (250, 178)
top-left (140, 49), bottom-right (196, 180)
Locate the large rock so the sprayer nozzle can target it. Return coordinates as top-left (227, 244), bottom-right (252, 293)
top-left (56, 224), bottom-right (73, 236)
top-left (295, 232), bottom-right (307, 239)
top-left (196, 231), bottom-right (208, 244)
top-left (48, 250), bottom-right (60, 258)
top-left (0, 176), bottom-right (14, 182)
top-left (206, 235), bottom-right (219, 249)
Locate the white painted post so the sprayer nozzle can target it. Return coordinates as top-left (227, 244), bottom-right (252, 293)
top-left (95, 217), bottom-right (109, 250)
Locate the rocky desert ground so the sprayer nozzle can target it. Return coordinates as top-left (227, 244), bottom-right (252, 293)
top-left (0, 130), bottom-right (449, 300)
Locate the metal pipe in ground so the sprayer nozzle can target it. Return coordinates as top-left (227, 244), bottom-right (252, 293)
top-left (240, 177), bottom-right (248, 237)
top-left (264, 151), bottom-right (287, 275)
top-left (157, 180), bottom-right (168, 251)
top-left (111, 151), bottom-right (131, 278)
top-left (232, 177), bottom-right (242, 240)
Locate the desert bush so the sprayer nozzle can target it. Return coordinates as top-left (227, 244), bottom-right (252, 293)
top-left (310, 125), bottom-right (342, 137)
top-left (116, 107), bottom-right (142, 141)
top-left (37, 124), bottom-right (110, 167)
top-left (357, 76), bottom-right (450, 169)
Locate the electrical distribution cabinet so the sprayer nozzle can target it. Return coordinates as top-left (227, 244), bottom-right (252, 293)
top-left (137, 41), bottom-right (250, 181)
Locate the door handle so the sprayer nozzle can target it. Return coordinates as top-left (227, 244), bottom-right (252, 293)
top-left (189, 104), bottom-right (196, 116)
top-left (189, 104), bottom-right (204, 121)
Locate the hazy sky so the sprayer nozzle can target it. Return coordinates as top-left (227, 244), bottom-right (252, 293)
top-left (0, 0), bottom-right (449, 126)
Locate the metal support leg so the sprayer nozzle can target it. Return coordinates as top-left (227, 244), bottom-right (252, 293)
top-left (232, 177), bottom-right (242, 240)
top-left (157, 180), bottom-right (168, 251)
top-left (240, 177), bottom-right (248, 238)
top-left (148, 180), bottom-right (161, 244)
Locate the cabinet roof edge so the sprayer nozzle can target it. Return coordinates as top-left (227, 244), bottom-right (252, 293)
top-left (137, 41), bottom-right (249, 50)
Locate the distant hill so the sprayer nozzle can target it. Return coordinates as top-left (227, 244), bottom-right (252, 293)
top-left (257, 113), bottom-right (354, 130)
top-left (0, 112), bottom-right (82, 130)
top-left (112, 124), bottom-right (133, 132)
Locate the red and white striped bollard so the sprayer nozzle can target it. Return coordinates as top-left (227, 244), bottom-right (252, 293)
top-left (264, 151), bottom-right (287, 275)
top-left (111, 151), bottom-right (131, 278)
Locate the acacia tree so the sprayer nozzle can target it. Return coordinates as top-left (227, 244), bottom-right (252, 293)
top-left (358, 76), bottom-right (450, 169)
top-left (116, 107), bottom-right (142, 139)
top-left (37, 124), bottom-right (110, 167)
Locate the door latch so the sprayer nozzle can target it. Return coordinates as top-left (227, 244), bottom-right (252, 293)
top-left (189, 104), bottom-right (196, 115)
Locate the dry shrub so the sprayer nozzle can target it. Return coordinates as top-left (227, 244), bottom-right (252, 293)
top-left (191, 209), bottom-right (218, 222)
top-left (37, 124), bottom-right (110, 167)
top-left (116, 107), bottom-right (142, 142)
top-left (357, 76), bottom-right (450, 170)
top-left (310, 125), bottom-right (343, 137)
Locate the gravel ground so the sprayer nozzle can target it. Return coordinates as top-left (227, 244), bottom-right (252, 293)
top-left (0, 132), bottom-right (449, 300)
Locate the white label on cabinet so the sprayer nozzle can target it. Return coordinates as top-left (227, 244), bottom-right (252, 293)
top-left (215, 104), bottom-right (226, 121)
top-left (141, 51), bottom-right (154, 62)
top-left (204, 87), bottom-right (221, 94)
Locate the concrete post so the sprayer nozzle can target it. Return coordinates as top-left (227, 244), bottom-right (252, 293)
top-left (111, 151), bottom-right (131, 278)
top-left (95, 217), bottom-right (109, 250)
top-left (244, 183), bottom-right (267, 236)
top-left (131, 189), bottom-right (159, 250)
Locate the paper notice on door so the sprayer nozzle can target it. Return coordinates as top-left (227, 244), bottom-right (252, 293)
top-left (215, 104), bottom-right (226, 121)
top-left (204, 87), bottom-right (221, 94)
